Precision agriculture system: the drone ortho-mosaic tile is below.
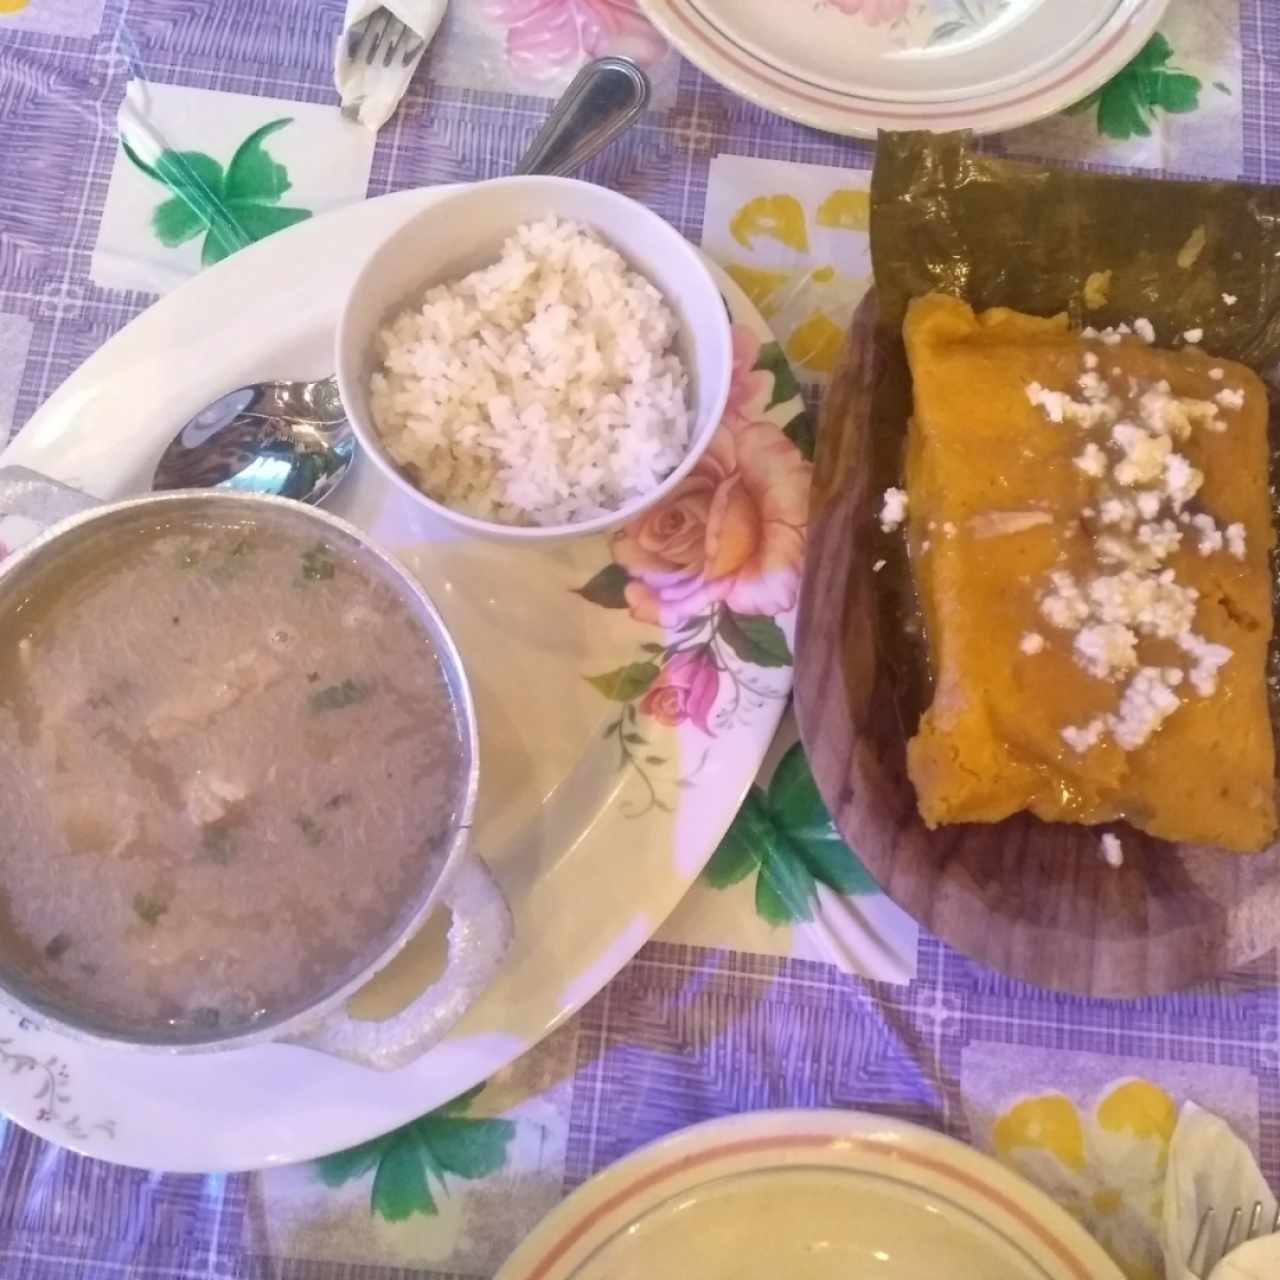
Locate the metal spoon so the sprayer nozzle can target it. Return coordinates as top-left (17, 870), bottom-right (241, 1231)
top-left (153, 56), bottom-right (650, 503)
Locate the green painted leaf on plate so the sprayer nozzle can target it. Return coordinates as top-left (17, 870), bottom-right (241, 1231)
top-left (575, 562), bottom-right (631, 609)
top-left (719, 610), bottom-right (793, 669)
top-left (585, 661), bottom-right (660, 702)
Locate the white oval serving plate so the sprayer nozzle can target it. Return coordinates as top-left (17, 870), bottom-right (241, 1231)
top-left (0, 187), bottom-right (810, 1172)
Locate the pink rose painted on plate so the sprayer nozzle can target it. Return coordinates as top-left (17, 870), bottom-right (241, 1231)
top-left (576, 320), bottom-right (813, 815)
top-left (640, 649), bottom-right (719, 736)
top-left (483, 0), bottom-right (668, 82)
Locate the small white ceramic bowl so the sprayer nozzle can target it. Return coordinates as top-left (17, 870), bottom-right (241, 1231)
top-left (335, 175), bottom-right (733, 542)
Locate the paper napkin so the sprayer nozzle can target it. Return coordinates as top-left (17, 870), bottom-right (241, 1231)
top-left (335, 0), bottom-right (447, 129)
top-left (1163, 1103), bottom-right (1279, 1279)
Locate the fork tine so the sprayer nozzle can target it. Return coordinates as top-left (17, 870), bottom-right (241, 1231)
top-left (381, 17), bottom-right (407, 67)
top-left (399, 35), bottom-right (425, 66)
top-left (363, 8), bottom-right (391, 65)
top-left (1247, 1201), bottom-right (1264, 1240)
top-left (346, 16), bottom-right (369, 61)
top-left (1219, 1206), bottom-right (1243, 1267)
top-left (1189, 1207), bottom-right (1213, 1277)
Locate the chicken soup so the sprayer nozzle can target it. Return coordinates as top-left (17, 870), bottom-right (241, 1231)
top-left (0, 505), bottom-right (466, 1040)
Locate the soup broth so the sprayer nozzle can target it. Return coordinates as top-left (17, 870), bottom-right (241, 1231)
top-left (0, 505), bottom-right (465, 1040)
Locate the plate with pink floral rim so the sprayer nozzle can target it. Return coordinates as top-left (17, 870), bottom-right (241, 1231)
top-left (0, 187), bottom-right (812, 1172)
top-left (639, 0), bottom-right (1168, 137)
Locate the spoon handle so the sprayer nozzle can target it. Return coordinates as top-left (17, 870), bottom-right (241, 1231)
top-left (514, 56), bottom-right (650, 179)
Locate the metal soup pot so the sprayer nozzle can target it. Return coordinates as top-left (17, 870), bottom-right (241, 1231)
top-left (0, 466), bottom-right (511, 1072)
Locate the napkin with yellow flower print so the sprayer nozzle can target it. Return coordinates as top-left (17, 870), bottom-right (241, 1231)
top-left (700, 154), bottom-right (872, 386)
top-left (961, 1042), bottom-right (1269, 1279)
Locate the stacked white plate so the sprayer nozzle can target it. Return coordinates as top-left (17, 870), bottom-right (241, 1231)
top-left (640, 0), bottom-right (1170, 137)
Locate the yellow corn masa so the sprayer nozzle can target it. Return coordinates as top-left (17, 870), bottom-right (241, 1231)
top-left (902, 292), bottom-right (1276, 851)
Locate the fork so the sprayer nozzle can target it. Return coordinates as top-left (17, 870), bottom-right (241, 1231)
top-left (1188, 1201), bottom-right (1280, 1277)
top-left (345, 7), bottom-right (424, 71)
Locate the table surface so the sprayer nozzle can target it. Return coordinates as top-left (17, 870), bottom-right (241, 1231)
top-left (2, 2), bottom-right (1279, 1277)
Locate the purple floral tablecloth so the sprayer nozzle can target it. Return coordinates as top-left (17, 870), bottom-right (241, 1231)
top-left (2, 2), bottom-right (1279, 1277)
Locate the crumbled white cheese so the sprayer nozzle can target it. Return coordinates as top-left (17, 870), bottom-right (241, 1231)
top-left (1026, 382), bottom-right (1070, 423)
top-left (1062, 717), bottom-right (1106, 754)
top-left (942, 521), bottom-right (957, 537)
top-left (1182, 327), bottom-right (1204, 345)
top-left (1215, 386), bottom-right (1245, 411)
top-left (1225, 522), bottom-right (1246, 560)
top-left (880, 487), bottom-right (908, 532)
top-left (1083, 351), bottom-right (1099, 370)
top-left (1074, 442), bottom-right (1109, 477)
top-left (1135, 519), bottom-right (1181, 563)
top-left (1102, 332), bottom-right (1123, 346)
top-left (920, 540), bottom-right (931, 553)
top-left (1209, 367), bottom-right (1224, 381)
top-left (1164, 667), bottom-right (1184, 687)
top-left (1019, 631), bottom-right (1046, 656)
top-left (1040, 570), bottom-right (1091, 630)
top-left (1222, 292), bottom-right (1238, 306)
top-left (1110, 666), bottom-right (1182, 750)
top-left (1190, 513), bottom-right (1223, 556)
top-left (1074, 622), bottom-right (1139, 680)
top-left (1077, 370), bottom-right (1109, 402)
top-left (1099, 497), bottom-right (1136, 530)
top-left (872, 558), bottom-right (886, 573)
top-left (1099, 833), bottom-right (1124, 868)
top-left (1137, 388), bottom-right (1220, 441)
top-left (1135, 491), bottom-right (1162, 521)
top-left (1133, 317), bottom-right (1156, 344)
top-left (1088, 569), bottom-right (1198, 639)
top-left (1177, 631), bottom-right (1233, 697)
top-left (1112, 422), bottom-right (1171, 486)
top-left (1163, 453), bottom-right (1204, 511)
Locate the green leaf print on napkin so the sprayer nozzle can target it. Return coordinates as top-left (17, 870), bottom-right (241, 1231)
top-left (122, 118), bottom-right (312, 268)
top-left (1065, 33), bottom-right (1202, 140)
top-left (315, 1084), bottom-right (515, 1221)
top-left (703, 742), bottom-right (878, 925)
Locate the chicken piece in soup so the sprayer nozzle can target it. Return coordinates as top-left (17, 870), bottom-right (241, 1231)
top-left (0, 508), bottom-right (466, 1040)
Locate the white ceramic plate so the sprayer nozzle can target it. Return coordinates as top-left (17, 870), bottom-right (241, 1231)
top-left (640, 0), bottom-right (1169, 138)
top-left (495, 1110), bottom-right (1126, 1280)
top-left (0, 188), bottom-right (811, 1172)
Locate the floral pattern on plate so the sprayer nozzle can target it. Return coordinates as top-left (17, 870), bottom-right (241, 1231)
top-left (576, 322), bottom-right (812, 814)
top-left (823, 0), bottom-right (1007, 47)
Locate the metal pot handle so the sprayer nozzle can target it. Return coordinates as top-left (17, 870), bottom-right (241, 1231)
top-left (0, 464), bottom-right (102, 535)
top-left (285, 855), bottom-right (513, 1071)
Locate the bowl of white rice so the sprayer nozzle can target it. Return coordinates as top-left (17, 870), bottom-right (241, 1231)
top-left (335, 176), bottom-right (732, 540)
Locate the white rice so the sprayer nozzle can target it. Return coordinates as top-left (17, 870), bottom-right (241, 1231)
top-left (369, 216), bottom-right (692, 526)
